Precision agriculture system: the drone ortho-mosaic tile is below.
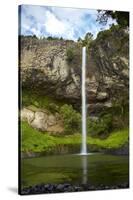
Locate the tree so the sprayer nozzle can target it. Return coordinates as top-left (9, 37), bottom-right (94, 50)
top-left (60, 104), bottom-right (81, 134)
top-left (84, 32), bottom-right (93, 41)
top-left (81, 32), bottom-right (93, 47)
top-left (97, 10), bottom-right (129, 28)
top-left (77, 37), bottom-right (81, 42)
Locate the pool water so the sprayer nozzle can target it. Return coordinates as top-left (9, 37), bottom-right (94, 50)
top-left (21, 153), bottom-right (129, 188)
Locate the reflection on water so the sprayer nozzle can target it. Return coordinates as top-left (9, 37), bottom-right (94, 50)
top-left (82, 155), bottom-right (87, 184)
top-left (22, 154), bottom-right (129, 188)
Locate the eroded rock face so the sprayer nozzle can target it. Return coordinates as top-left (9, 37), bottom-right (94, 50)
top-left (20, 28), bottom-right (129, 115)
top-left (21, 108), bottom-right (64, 133)
top-left (31, 111), bottom-right (49, 131)
top-left (21, 108), bottom-right (34, 123)
top-left (20, 39), bottom-right (81, 100)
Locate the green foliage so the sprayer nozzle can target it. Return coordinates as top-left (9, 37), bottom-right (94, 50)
top-left (88, 128), bottom-right (129, 149)
top-left (77, 37), bottom-right (82, 42)
top-left (21, 121), bottom-right (81, 153)
top-left (19, 35), bottom-right (37, 39)
top-left (109, 98), bottom-right (129, 129)
top-left (21, 121), bottom-right (128, 153)
top-left (21, 90), bottom-right (67, 113)
top-left (84, 32), bottom-right (93, 46)
top-left (66, 48), bottom-right (75, 63)
top-left (96, 25), bottom-right (126, 41)
top-left (87, 114), bottom-right (113, 138)
top-left (88, 96), bottom-right (129, 138)
top-left (21, 121), bottom-right (56, 153)
top-left (60, 104), bottom-right (81, 134)
top-left (47, 36), bottom-right (65, 41)
top-left (97, 10), bottom-right (129, 28)
top-left (99, 95), bottom-right (129, 131)
top-left (111, 11), bottom-right (129, 27)
top-left (78, 32), bottom-right (93, 47)
top-left (47, 36), bottom-right (58, 40)
top-left (97, 29), bottom-right (111, 40)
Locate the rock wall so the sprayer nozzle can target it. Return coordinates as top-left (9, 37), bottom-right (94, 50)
top-left (20, 28), bottom-right (129, 115)
top-left (21, 107), bottom-right (64, 133)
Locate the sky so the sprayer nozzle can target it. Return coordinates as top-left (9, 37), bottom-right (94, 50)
top-left (19, 5), bottom-right (116, 41)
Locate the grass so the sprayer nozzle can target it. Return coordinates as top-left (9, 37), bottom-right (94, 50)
top-left (21, 121), bottom-right (56, 153)
top-left (88, 129), bottom-right (129, 149)
top-left (21, 121), bottom-right (129, 153)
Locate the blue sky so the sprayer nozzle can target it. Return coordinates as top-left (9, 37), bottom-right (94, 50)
top-left (19, 5), bottom-right (116, 40)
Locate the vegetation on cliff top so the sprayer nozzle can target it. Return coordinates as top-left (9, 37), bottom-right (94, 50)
top-left (97, 10), bottom-right (129, 28)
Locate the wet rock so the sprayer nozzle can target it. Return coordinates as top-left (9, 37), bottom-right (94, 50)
top-left (56, 184), bottom-right (65, 191)
top-left (21, 182), bottom-right (129, 195)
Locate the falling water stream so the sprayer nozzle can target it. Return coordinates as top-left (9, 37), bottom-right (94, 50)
top-left (81, 46), bottom-right (87, 155)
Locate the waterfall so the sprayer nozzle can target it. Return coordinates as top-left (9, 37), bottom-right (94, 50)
top-left (81, 46), bottom-right (87, 155)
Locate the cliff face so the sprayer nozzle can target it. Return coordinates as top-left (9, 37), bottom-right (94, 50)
top-left (87, 28), bottom-right (129, 114)
top-left (20, 28), bottom-right (129, 115)
top-left (20, 38), bottom-right (81, 100)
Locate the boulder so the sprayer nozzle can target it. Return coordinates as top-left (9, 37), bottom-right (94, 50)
top-left (21, 108), bottom-right (64, 133)
top-left (30, 111), bottom-right (48, 131)
top-left (21, 108), bottom-right (34, 123)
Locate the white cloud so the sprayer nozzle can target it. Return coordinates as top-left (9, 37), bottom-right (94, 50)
top-left (20, 5), bottom-right (117, 40)
top-left (22, 5), bottom-right (47, 23)
top-left (30, 27), bottom-right (41, 37)
top-left (44, 10), bottom-right (77, 40)
top-left (51, 7), bottom-right (97, 23)
top-left (44, 11), bottom-right (66, 35)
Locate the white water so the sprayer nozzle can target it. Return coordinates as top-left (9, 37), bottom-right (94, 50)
top-left (81, 46), bottom-right (87, 155)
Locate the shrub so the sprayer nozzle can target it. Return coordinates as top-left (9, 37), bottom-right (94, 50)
top-left (60, 104), bottom-right (81, 134)
top-left (47, 103), bottom-right (59, 113)
top-left (22, 90), bottom-right (65, 113)
top-left (66, 48), bottom-right (75, 63)
top-left (97, 29), bottom-right (111, 41)
top-left (47, 36), bottom-right (58, 40)
top-left (109, 99), bottom-right (129, 129)
top-left (87, 114), bottom-right (113, 138)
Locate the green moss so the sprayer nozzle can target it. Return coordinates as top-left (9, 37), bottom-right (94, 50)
top-left (87, 114), bottom-right (113, 138)
top-left (21, 121), bottom-right (56, 153)
top-left (21, 121), bottom-right (129, 153)
top-left (88, 129), bottom-right (129, 149)
top-left (21, 90), bottom-right (67, 113)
